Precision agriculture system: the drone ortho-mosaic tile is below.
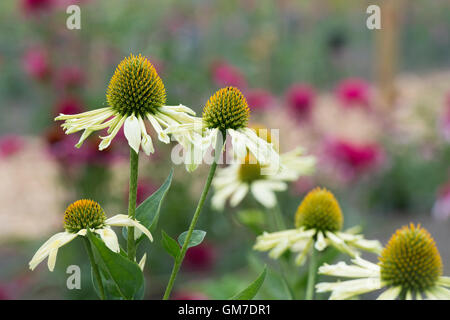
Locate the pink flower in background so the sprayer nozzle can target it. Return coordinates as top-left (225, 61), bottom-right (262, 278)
top-left (20, 0), bottom-right (54, 15)
top-left (0, 135), bottom-right (24, 158)
top-left (54, 66), bottom-right (84, 90)
top-left (246, 89), bottom-right (274, 111)
top-left (432, 183), bottom-right (450, 220)
top-left (324, 139), bottom-right (383, 179)
top-left (439, 93), bottom-right (450, 142)
top-left (285, 84), bottom-right (316, 120)
top-left (335, 78), bottom-right (371, 108)
top-left (184, 243), bottom-right (215, 272)
top-left (23, 48), bottom-right (50, 81)
top-left (211, 61), bottom-right (247, 89)
top-left (136, 180), bottom-right (158, 205)
top-left (172, 291), bottom-right (209, 300)
top-left (54, 96), bottom-right (84, 116)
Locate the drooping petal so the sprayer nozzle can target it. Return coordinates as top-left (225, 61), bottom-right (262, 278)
top-left (124, 115), bottom-right (142, 153)
top-left (318, 261), bottom-right (380, 278)
top-left (315, 231), bottom-right (328, 251)
top-left (316, 278), bottom-right (382, 300)
top-left (251, 181), bottom-right (280, 208)
top-left (29, 232), bottom-right (78, 271)
top-left (105, 214), bottom-right (153, 242)
top-left (229, 184), bottom-right (249, 207)
top-left (96, 227), bottom-right (120, 253)
top-left (138, 253), bottom-right (147, 271)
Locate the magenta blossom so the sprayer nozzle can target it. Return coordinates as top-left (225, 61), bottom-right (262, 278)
top-left (23, 48), bottom-right (50, 81)
top-left (211, 61), bottom-right (247, 89)
top-left (0, 135), bottom-right (24, 158)
top-left (20, 0), bottom-right (54, 15)
top-left (54, 96), bottom-right (84, 116)
top-left (285, 84), bottom-right (316, 120)
top-left (324, 139), bottom-right (383, 180)
top-left (432, 183), bottom-right (450, 220)
top-left (335, 78), bottom-right (371, 108)
top-left (246, 89), bottom-right (274, 111)
top-left (54, 66), bottom-right (84, 90)
top-left (184, 243), bottom-right (215, 272)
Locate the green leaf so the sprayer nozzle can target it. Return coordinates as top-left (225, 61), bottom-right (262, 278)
top-left (161, 230), bottom-right (180, 259)
top-left (178, 230), bottom-right (206, 248)
top-left (91, 266), bottom-right (122, 300)
top-left (229, 266), bottom-right (267, 300)
top-left (123, 169), bottom-right (173, 243)
top-left (87, 230), bottom-right (144, 300)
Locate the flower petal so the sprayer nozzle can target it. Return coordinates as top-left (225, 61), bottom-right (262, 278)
top-left (124, 115), bottom-right (142, 153)
top-left (96, 227), bottom-right (120, 253)
top-left (377, 286), bottom-right (401, 300)
top-left (105, 214), bottom-right (153, 242)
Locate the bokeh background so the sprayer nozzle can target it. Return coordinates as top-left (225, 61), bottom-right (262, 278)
top-left (1, 0), bottom-right (450, 299)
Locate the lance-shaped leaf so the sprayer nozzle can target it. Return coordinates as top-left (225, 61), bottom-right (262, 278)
top-left (229, 266), bottom-right (267, 300)
top-left (178, 230), bottom-right (206, 248)
top-left (162, 230), bottom-right (180, 259)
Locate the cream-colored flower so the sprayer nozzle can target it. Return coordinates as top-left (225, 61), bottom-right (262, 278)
top-left (253, 188), bottom-right (382, 265)
top-left (165, 87), bottom-right (279, 171)
top-left (29, 199), bottom-right (152, 272)
top-left (55, 54), bottom-right (197, 155)
top-left (317, 224), bottom-right (450, 300)
top-left (212, 147), bottom-right (315, 209)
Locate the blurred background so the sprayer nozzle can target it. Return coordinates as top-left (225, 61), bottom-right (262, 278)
top-left (1, 0), bottom-right (450, 299)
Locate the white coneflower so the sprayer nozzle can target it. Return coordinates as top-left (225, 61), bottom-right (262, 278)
top-left (253, 188), bottom-right (382, 265)
top-left (316, 224), bottom-right (450, 300)
top-left (29, 199), bottom-right (152, 272)
top-left (55, 54), bottom-right (197, 155)
top-left (166, 87), bottom-right (279, 171)
top-left (212, 147), bottom-right (315, 209)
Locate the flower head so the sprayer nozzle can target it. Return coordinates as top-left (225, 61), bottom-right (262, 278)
top-left (285, 83), bottom-right (316, 120)
top-left (55, 54), bottom-right (197, 155)
top-left (317, 224), bottom-right (450, 300)
top-left (29, 199), bottom-right (152, 272)
top-left (253, 188), bottom-right (381, 265)
top-left (166, 87), bottom-right (279, 171)
top-left (295, 187), bottom-right (343, 233)
top-left (211, 61), bottom-right (247, 88)
top-left (212, 147), bottom-right (315, 209)
top-left (335, 78), bottom-right (371, 108)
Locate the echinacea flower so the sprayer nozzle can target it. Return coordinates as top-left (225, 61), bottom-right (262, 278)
top-left (253, 188), bottom-right (382, 265)
top-left (212, 147), bottom-right (315, 209)
top-left (211, 61), bottom-right (247, 89)
top-left (316, 224), bottom-right (450, 300)
top-left (55, 54), bottom-right (197, 155)
top-left (335, 78), bottom-right (371, 108)
top-left (285, 83), bottom-right (316, 120)
top-left (166, 87), bottom-right (280, 171)
top-left (29, 199), bottom-right (152, 272)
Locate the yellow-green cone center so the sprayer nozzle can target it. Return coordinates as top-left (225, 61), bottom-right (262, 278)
top-left (106, 54), bottom-right (166, 117)
top-left (63, 199), bottom-right (106, 233)
top-left (238, 154), bottom-right (263, 183)
top-left (295, 187), bottom-right (343, 232)
top-left (203, 87), bottom-right (250, 131)
top-left (379, 224), bottom-right (442, 292)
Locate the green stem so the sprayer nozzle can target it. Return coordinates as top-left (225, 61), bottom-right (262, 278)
top-left (162, 134), bottom-right (223, 300)
top-left (83, 237), bottom-right (105, 300)
top-left (127, 149), bottom-right (139, 261)
top-left (305, 247), bottom-right (317, 300)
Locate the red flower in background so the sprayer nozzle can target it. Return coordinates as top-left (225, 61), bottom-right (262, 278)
top-left (184, 243), bottom-right (215, 272)
top-left (335, 78), bottom-right (371, 108)
top-left (439, 93), bottom-right (450, 142)
top-left (20, 0), bottom-right (54, 15)
top-left (211, 61), bottom-right (247, 89)
top-left (136, 179), bottom-right (158, 205)
top-left (285, 83), bottom-right (316, 120)
top-left (0, 135), bottom-right (24, 158)
top-left (23, 47), bottom-right (50, 81)
top-left (246, 89), bottom-right (274, 112)
top-left (54, 96), bottom-right (84, 116)
top-left (432, 182), bottom-right (450, 221)
top-left (54, 66), bottom-right (84, 90)
top-left (324, 139), bottom-right (383, 180)
top-left (172, 291), bottom-right (209, 300)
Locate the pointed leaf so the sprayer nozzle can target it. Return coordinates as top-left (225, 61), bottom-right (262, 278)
top-left (178, 230), bottom-right (206, 248)
top-left (229, 266), bottom-right (267, 300)
top-left (161, 230), bottom-right (180, 259)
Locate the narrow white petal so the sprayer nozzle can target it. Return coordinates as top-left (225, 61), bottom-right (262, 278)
top-left (96, 227), bottom-right (120, 253)
top-left (315, 231), bottom-right (328, 251)
top-left (47, 248), bottom-right (59, 272)
top-left (318, 261), bottom-right (380, 278)
top-left (138, 253), bottom-right (147, 271)
top-left (124, 115), bottom-right (141, 153)
top-left (251, 182), bottom-right (278, 208)
top-left (317, 278), bottom-right (382, 300)
top-left (229, 184), bottom-right (249, 207)
top-left (106, 214), bottom-right (153, 242)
